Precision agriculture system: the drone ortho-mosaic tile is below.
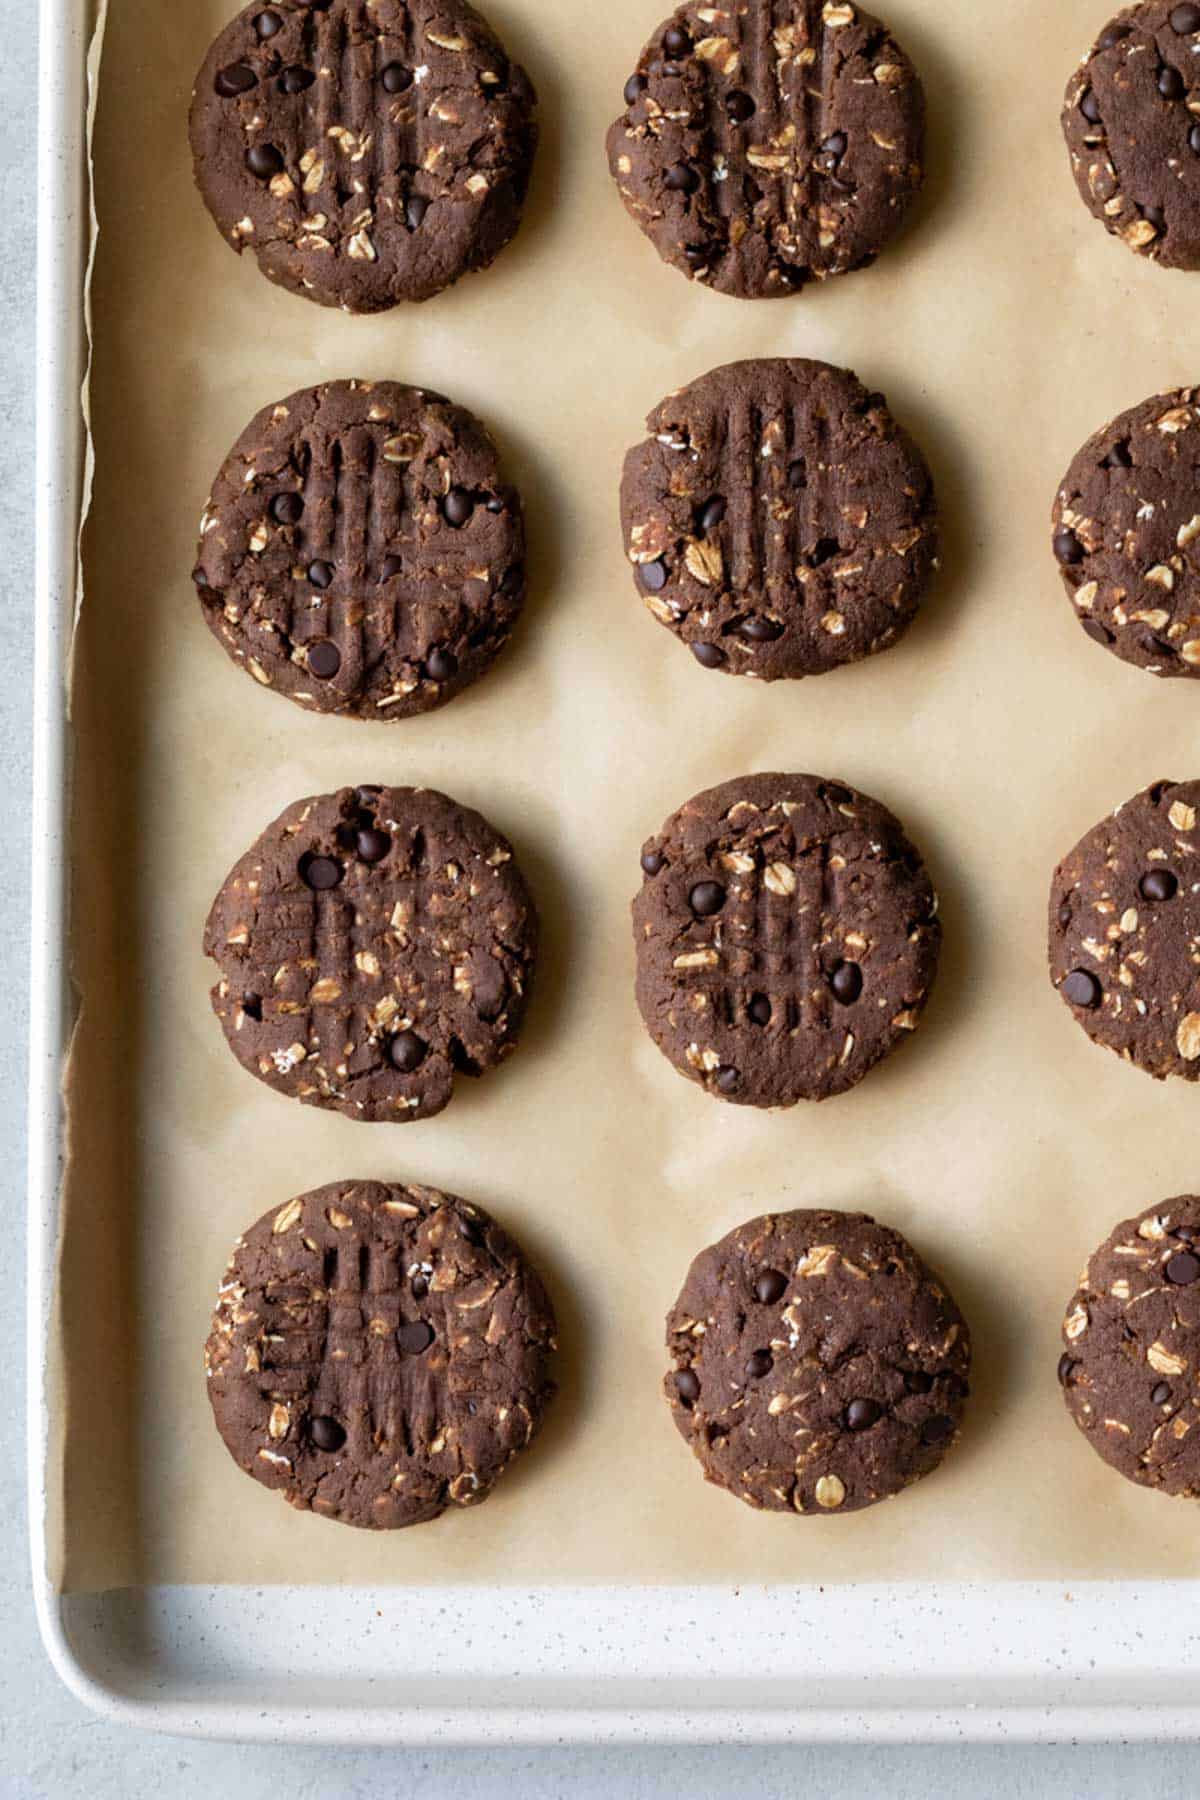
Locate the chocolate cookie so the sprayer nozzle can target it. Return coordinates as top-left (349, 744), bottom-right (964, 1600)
top-left (1062, 2), bottom-right (1200, 271)
top-left (192, 381), bottom-right (525, 720)
top-left (1052, 387), bottom-right (1200, 678)
top-left (189, 0), bottom-right (537, 311)
top-left (606, 0), bottom-right (924, 298)
top-left (204, 785), bottom-right (536, 1120)
top-left (621, 359), bottom-right (937, 678)
top-left (206, 1180), bottom-right (557, 1528)
top-left (1059, 1196), bottom-right (1200, 1498)
top-left (666, 1209), bottom-right (970, 1514)
top-left (1050, 779), bottom-right (1200, 1081)
top-left (633, 773), bottom-right (940, 1106)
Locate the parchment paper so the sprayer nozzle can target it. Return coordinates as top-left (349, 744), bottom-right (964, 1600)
top-left (57, 0), bottom-right (1200, 1590)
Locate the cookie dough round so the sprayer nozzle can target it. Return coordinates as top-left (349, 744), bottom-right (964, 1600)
top-left (204, 784), bottom-right (536, 1121)
top-left (621, 359), bottom-right (937, 678)
top-left (206, 1179), bottom-right (557, 1528)
top-left (1052, 386), bottom-right (1200, 679)
top-left (192, 380), bottom-right (525, 721)
top-left (189, 0), bottom-right (537, 311)
top-left (1059, 1195), bottom-right (1200, 1498)
top-left (1049, 778), bottom-right (1200, 1081)
top-left (633, 772), bottom-right (940, 1106)
top-left (666, 1209), bottom-right (970, 1514)
top-left (1062, 2), bottom-right (1200, 271)
top-left (606, 0), bottom-right (924, 298)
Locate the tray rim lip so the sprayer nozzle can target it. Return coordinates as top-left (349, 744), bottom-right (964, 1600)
top-left (26, 0), bottom-right (1200, 1749)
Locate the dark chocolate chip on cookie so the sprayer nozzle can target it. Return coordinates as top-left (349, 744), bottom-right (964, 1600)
top-left (1049, 778), bottom-right (1200, 1079)
top-left (206, 1180), bottom-right (557, 1527)
top-left (1052, 386), bottom-right (1200, 678)
top-left (1062, 2), bottom-right (1200, 269)
top-left (204, 785), bottom-right (536, 1120)
top-left (633, 772), bottom-right (940, 1106)
top-left (190, 0), bottom-right (538, 311)
top-left (192, 381), bottom-right (525, 721)
top-left (1060, 1196), bottom-right (1200, 1497)
top-left (666, 1208), bottom-right (970, 1513)
top-left (621, 359), bottom-right (937, 678)
top-left (607, 0), bottom-right (925, 298)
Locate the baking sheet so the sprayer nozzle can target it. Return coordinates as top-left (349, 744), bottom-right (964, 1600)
top-left (58, 0), bottom-right (1200, 1591)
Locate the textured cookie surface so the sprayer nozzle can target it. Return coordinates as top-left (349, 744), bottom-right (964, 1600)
top-left (633, 773), bottom-right (940, 1106)
top-left (192, 381), bottom-right (525, 720)
top-left (1049, 778), bottom-right (1200, 1081)
top-left (666, 1209), bottom-right (970, 1515)
top-left (206, 1180), bottom-right (557, 1528)
top-left (1062, 2), bottom-right (1200, 271)
top-left (621, 359), bottom-right (936, 678)
top-left (606, 0), bottom-right (924, 298)
top-left (1059, 1196), bottom-right (1200, 1498)
top-left (205, 785), bottom-right (536, 1121)
top-left (1052, 386), bottom-right (1200, 678)
top-left (190, 0), bottom-right (537, 311)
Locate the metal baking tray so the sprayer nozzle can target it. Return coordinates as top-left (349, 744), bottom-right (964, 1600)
top-left (30, 0), bottom-right (1200, 1743)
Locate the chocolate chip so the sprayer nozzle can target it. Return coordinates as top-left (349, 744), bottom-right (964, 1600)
top-left (641, 849), bottom-right (665, 875)
top-left (1140, 868), bottom-right (1178, 901)
top-left (624, 71), bottom-right (647, 105)
top-left (1190, 123), bottom-right (1200, 154)
top-left (299, 853), bottom-right (342, 891)
top-left (1082, 618), bottom-right (1114, 646)
top-left (738, 615), bottom-right (784, 642)
top-left (745, 1349), bottom-right (773, 1379)
top-left (397, 1320), bottom-right (434, 1355)
top-left (307, 639), bottom-right (340, 679)
top-left (1142, 203), bottom-right (1166, 228)
top-left (787, 457), bottom-right (807, 489)
top-left (380, 554), bottom-right (404, 580)
top-left (747, 992), bottom-right (771, 1025)
top-left (674, 1367), bottom-right (700, 1405)
top-left (846, 1397), bottom-right (882, 1431)
top-left (715, 1066), bottom-right (739, 1093)
top-left (1079, 88), bottom-right (1101, 123)
top-left (820, 130), bottom-right (848, 160)
top-left (755, 1269), bottom-right (787, 1305)
top-left (253, 9), bottom-right (282, 35)
top-left (192, 565), bottom-right (209, 588)
top-left (663, 24), bottom-right (691, 56)
top-left (830, 960), bottom-right (863, 1004)
top-left (1057, 900), bottom-right (1072, 929)
top-left (1165, 1251), bottom-right (1200, 1285)
top-left (1057, 1354), bottom-right (1077, 1387)
top-left (1152, 1381), bottom-right (1172, 1404)
top-left (270, 491), bottom-right (303, 525)
top-left (442, 486), bottom-right (474, 527)
top-left (279, 65), bottom-right (315, 93)
top-left (665, 162), bottom-right (699, 194)
top-left (689, 880), bottom-right (725, 917)
top-left (246, 143), bottom-right (284, 178)
top-left (691, 642), bottom-right (725, 668)
top-left (1173, 1), bottom-right (1200, 27)
top-left (307, 559), bottom-right (334, 590)
top-left (309, 1415), bottom-right (346, 1452)
top-left (725, 89), bottom-right (755, 121)
top-left (1159, 62), bottom-right (1187, 99)
top-left (389, 1030), bottom-right (427, 1072)
top-left (920, 1413), bottom-right (954, 1445)
top-left (811, 536), bottom-right (840, 565)
top-left (498, 565), bottom-right (524, 598)
top-left (683, 243), bottom-right (711, 266)
top-left (1174, 1224), bottom-right (1198, 1240)
top-left (904, 1370), bottom-right (933, 1394)
top-left (411, 1274), bottom-right (429, 1300)
top-left (697, 495), bottom-right (726, 532)
top-left (381, 61), bottom-right (413, 92)
top-left (215, 62), bottom-right (257, 96)
top-left (424, 648), bottom-right (457, 684)
top-left (1099, 22), bottom-right (1131, 46)
top-left (1053, 527), bottom-right (1083, 564)
top-left (242, 994), bottom-right (262, 1021)
top-left (356, 828), bottom-right (391, 863)
top-left (638, 559), bottom-right (668, 591)
top-left (1061, 968), bottom-right (1101, 1008)
top-left (406, 194), bottom-right (429, 229)
top-left (1104, 439), bottom-right (1132, 468)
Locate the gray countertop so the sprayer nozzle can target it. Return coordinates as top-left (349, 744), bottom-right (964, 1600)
top-left (4, 7), bottom-right (1198, 1794)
